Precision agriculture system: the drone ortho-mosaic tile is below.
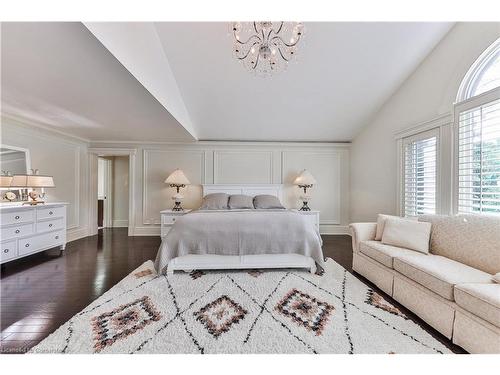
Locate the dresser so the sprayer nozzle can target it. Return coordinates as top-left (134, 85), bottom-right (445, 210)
top-left (0, 202), bottom-right (68, 264)
top-left (160, 209), bottom-right (192, 238)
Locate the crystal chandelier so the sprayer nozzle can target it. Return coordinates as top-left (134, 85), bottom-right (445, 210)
top-left (231, 22), bottom-right (304, 76)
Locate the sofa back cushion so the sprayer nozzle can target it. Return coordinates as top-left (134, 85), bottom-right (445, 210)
top-left (419, 214), bottom-right (500, 274)
top-left (381, 218), bottom-right (432, 254)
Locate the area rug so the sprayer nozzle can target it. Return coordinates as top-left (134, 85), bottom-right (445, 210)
top-left (31, 259), bottom-right (451, 354)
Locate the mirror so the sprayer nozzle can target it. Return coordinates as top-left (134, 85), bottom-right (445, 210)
top-left (0, 145), bottom-right (30, 176)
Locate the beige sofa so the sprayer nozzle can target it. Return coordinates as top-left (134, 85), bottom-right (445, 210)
top-left (350, 214), bottom-right (500, 354)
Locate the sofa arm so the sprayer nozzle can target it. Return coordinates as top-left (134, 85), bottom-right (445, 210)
top-left (349, 223), bottom-right (377, 253)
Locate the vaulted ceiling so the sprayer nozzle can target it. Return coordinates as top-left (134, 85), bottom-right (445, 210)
top-left (1, 22), bottom-right (454, 142)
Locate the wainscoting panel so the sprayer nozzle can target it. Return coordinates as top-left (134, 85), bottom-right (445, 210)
top-left (282, 150), bottom-right (342, 224)
top-left (143, 149), bottom-right (205, 224)
top-left (213, 150), bottom-right (273, 184)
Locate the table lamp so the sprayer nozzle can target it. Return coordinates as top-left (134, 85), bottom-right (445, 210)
top-left (293, 169), bottom-right (317, 211)
top-left (10, 172), bottom-right (55, 205)
top-left (165, 169), bottom-right (190, 211)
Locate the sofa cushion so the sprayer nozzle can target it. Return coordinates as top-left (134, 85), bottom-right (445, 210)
top-left (454, 283), bottom-right (500, 328)
top-left (381, 218), bottom-right (431, 254)
top-left (419, 214), bottom-right (500, 275)
top-left (393, 254), bottom-right (493, 301)
top-left (375, 214), bottom-right (400, 240)
top-left (359, 240), bottom-right (424, 269)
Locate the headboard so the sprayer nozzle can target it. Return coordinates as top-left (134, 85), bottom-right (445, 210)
top-left (202, 184), bottom-right (283, 201)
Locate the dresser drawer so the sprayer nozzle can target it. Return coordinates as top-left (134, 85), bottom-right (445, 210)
top-left (37, 217), bottom-right (65, 233)
top-left (1, 240), bottom-right (18, 262)
top-left (1, 222), bottom-right (34, 240)
top-left (0, 209), bottom-right (35, 226)
top-left (18, 230), bottom-right (64, 256)
top-left (37, 206), bottom-right (65, 220)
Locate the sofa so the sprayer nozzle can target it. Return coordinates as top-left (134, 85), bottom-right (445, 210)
top-left (350, 214), bottom-right (500, 354)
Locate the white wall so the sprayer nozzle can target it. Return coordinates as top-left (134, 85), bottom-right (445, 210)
top-left (112, 155), bottom-right (129, 227)
top-left (90, 141), bottom-right (351, 235)
top-left (1, 117), bottom-right (90, 242)
top-left (350, 22), bottom-right (500, 222)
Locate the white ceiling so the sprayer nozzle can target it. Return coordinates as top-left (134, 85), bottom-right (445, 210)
top-left (1, 22), bottom-right (454, 142)
top-left (1, 22), bottom-right (193, 142)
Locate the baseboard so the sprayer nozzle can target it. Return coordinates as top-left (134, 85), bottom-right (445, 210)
top-left (67, 226), bottom-right (89, 243)
top-left (319, 224), bottom-right (350, 235)
top-left (112, 220), bottom-right (129, 228)
top-left (132, 225), bottom-right (351, 237)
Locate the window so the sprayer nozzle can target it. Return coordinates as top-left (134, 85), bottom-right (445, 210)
top-left (402, 129), bottom-right (438, 217)
top-left (455, 38), bottom-right (500, 215)
top-left (457, 99), bottom-right (500, 214)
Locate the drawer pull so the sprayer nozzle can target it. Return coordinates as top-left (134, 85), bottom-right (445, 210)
top-left (15, 215), bottom-right (20, 220)
top-left (25, 243), bottom-right (30, 248)
top-left (49, 224), bottom-right (53, 227)
top-left (3, 249), bottom-right (8, 253)
top-left (55, 236), bottom-right (59, 240)
top-left (15, 229), bottom-right (20, 234)
top-left (49, 211), bottom-right (53, 215)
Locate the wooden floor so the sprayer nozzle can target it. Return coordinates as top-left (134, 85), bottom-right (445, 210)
top-left (0, 228), bottom-right (465, 353)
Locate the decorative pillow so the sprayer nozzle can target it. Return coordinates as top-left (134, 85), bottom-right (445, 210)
top-left (200, 193), bottom-right (229, 210)
top-left (375, 214), bottom-right (400, 240)
top-left (493, 273), bottom-right (500, 284)
top-left (381, 218), bottom-right (432, 254)
top-left (228, 195), bottom-right (254, 209)
top-left (253, 194), bottom-right (285, 209)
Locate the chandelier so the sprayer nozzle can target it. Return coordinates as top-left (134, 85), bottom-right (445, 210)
top-left (231, 22), bottom-right (304, 76)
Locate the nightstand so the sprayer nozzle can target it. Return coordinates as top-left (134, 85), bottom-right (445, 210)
top-left (160, 209), bottom-right (192, 238)
top-left (292, 209), bottom-right (320, 232)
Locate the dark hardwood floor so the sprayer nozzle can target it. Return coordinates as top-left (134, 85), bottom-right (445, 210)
top-left (0, 228), bottom-right (465, 353)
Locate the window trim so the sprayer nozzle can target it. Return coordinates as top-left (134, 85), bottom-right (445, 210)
top-left (452, 86), bottom-right (500, 215)
top-left (398, 127), bottom-right (441, 217)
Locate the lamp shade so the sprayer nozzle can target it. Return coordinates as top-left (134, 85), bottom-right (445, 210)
top-left (0, 175), bottom-right (13, 188)
top-left (293, 169), bottom-right (317, 185)
top-left (10, 175), bottom-right (55, 188)
top-left (165, 169), bottom-right (190, 185)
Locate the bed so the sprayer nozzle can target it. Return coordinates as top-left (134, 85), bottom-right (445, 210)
top-left (154, 184), bottom-right (324, 275)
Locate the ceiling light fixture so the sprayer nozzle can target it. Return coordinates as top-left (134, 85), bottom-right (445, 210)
top-left (231, 22), bottom-right (304, 76)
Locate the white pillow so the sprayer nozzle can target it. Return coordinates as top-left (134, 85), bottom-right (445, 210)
top-left (375, 214), bottom-right (400, 240)
top-left (492, 273), bottom-right (500, 284)
top-left (381, 218), bottom-right (432, 254)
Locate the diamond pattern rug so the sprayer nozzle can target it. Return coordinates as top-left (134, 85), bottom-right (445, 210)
top-left (31, 259), bottom-right (451, 354)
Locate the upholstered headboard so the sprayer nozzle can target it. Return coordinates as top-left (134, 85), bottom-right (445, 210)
top-left (202, 184), bottom-right (283, 201)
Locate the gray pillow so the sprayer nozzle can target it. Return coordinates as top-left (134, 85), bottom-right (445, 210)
top-left (228, 194), bottom-right (254, 209)
top-left (200, 193), bottom-right (229, 210)
top-left (253, 194), bottom-right (285, 209)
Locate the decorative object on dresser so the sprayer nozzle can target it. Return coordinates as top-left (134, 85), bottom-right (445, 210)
top-left (293, 169), bottom-right (317, 211)
top-left (10, 169), bottom-right (55, 205)
top-left (293, 209), bottom-right (320, 232)
top-left (165, 169), bottom-right (190, 211)
top-left (160, 209), bottom-right (192, 238)
top-left (0, 202), bottom-right (68, 264)
top-left (0, 173), bottom-right (16, 201)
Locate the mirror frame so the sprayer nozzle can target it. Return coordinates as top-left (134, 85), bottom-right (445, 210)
top-left (0, 143), bottom-right (31, 176)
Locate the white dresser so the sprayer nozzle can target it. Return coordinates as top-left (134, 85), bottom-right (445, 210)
top-left (292, 209), bottom-right (320, 232)
top-left (0, 202), bottom-right (68, 264)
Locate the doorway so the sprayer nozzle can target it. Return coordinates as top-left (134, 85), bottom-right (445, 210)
top-left (97, 156), bottom-right (129, 230)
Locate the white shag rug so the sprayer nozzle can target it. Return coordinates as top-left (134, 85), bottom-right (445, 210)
top-left (32, 259), bottom-right (451, 354)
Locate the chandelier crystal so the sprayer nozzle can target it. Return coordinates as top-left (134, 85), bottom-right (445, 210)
top-left (231, 22), bottom-right (304, 76)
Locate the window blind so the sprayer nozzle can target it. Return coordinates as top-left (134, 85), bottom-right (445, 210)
top-left (458, 98), bottom-right (500, 215)
top-left (403, 133), bottom-right (437, 217)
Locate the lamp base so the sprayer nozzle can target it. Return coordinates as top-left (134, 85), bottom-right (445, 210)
top-left (172, 201), bottom-right (184, 211)
top-left (23, 200), bottom-right (45, 206)
top-left (299, 201), bottom-right (311, 211)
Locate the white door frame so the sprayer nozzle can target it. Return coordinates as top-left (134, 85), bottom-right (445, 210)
top-left (98, 157), bottom-right (113, 228)
top-left (88, 148), bottom-right (137, 236)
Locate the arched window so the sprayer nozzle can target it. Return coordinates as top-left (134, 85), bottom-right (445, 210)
top-left (455, 38), bottom-right (500, 215)
top-left (457, 38), bottom-right (500, 101)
